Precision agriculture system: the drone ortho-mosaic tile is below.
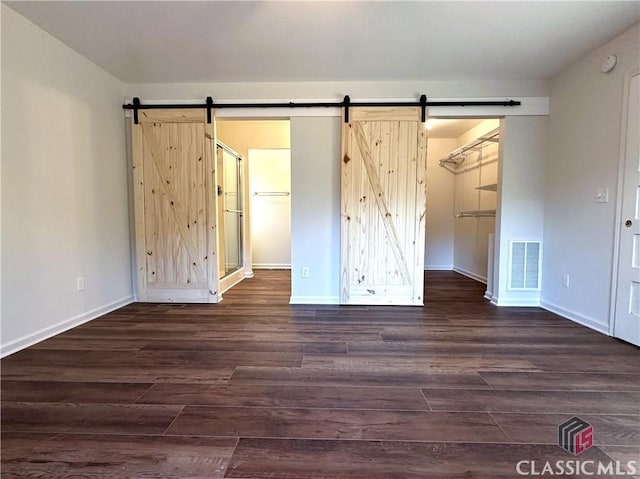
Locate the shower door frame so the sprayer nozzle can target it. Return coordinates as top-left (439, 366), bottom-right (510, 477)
top-left (217, 141), bottom-right (248, 296)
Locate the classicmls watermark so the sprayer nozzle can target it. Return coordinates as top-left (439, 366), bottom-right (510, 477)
top-left (515, 417), bottom-right (639, 476)
top-left (516, 460), bottom-right (639, 476)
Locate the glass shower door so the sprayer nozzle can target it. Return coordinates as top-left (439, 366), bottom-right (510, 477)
top-left (218, 144), bottom-right (243, 277)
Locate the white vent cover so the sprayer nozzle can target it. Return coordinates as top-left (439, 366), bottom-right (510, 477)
top-left (508, 241), bottom-right (541, 290)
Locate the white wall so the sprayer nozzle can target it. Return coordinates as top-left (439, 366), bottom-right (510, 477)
top-left (126, 80), bottom-right (549, 101)
top-left (494, 116), bottom-right (547, 306)
top-left (1, 5), bottom-right (131, 356)
top-left (425, 139), bottom-right (456, 270)
top-left (290, 117), bottom-right (341, 304)
top-left (542, 23), bottom-right (640, 332)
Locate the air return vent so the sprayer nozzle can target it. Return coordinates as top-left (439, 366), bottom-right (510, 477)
top-left (508, 241), bottom-right (541, 290)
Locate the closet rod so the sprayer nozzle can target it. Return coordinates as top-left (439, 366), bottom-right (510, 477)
top-left (253, 191), bottom-right (290, 196)
top-left (123, 96), bottom-right (521, 124)
top-left (438, 127), bottom-right (500, 169)
top-left (456, 210), bottom-right (496, 218)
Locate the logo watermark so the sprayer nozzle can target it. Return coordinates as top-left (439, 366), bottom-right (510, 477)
top-left (558, 416), bottom-right (593, 456)
top-left (515, 416), bottom-right (639, 476)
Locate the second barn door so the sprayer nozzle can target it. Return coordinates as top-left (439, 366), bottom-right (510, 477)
top-left (341, 107), bottom-right (428, 305)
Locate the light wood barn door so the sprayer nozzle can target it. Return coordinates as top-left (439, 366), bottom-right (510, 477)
top-left (132, 109), bottom-right (219, 302)
top-left (341, 107), bottom-right (428, 305)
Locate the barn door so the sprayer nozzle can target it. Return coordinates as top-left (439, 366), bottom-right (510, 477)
top-left (341, 107), bottom-right (428, 305)
top-left (132, 109), bottom-right (219, 302)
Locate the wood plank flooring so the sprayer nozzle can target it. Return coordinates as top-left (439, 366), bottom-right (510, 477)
top-left (2, 270), bottom-right (639, 478)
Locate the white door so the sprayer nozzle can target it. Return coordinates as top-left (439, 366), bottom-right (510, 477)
top-left (613, 73), bottom-right (640, 346)
top-left (249, 149), bottom-right (291, 268)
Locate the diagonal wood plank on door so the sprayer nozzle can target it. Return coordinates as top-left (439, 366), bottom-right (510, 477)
top-left (141, 123), bottom-right (207, 284)
top-left (352, 122), bottom-right (411, 285)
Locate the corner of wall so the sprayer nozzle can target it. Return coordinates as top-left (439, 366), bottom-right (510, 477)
top-left (541, 22), bottom-right (640, 330)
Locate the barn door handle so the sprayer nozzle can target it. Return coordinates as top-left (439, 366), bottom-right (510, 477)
top-left (625, 220), bottom-right (633, 228)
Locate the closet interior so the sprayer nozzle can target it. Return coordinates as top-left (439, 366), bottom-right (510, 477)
top-left (426, 118), bottom-right (500, 294)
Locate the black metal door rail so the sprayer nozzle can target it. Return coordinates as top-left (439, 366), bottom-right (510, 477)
top-left (123, 95), bottom-right (521, 124)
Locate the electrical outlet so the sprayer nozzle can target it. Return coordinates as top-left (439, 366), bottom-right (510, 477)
top-left (301, 267), bottom-right (310, 278)
top-left (562, 274), bottom-right (570, 288)
top-left (77, 277), bottom-right (85, 292)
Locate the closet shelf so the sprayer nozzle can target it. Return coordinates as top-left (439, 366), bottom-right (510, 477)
top-left (456, 209), bottom-right (496, 218)
top-left (475, 183), bottom-right (498, 192)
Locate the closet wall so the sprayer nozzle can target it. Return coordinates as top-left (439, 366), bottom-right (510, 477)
top-left (453, 119), bottom-right (500, 283)
top-left (425, 139), bottom-right (457, 269)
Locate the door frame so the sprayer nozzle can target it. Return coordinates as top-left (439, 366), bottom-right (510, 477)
top-left (216, 140), bottom-right (248, 296)
top-left (609, 69), bottom-right (640, 336)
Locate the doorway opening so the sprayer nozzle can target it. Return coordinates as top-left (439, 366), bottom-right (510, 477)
top-left (215, 119), bottom-right (292, 298)
top-left (426, 118), bottom-right (502, 300)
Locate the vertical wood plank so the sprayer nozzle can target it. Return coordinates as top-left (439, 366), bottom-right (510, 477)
top-left (143, 124), bottom-right (159, 283)
top-left (414, 114), bottom-right (428, 304)
top-left (340, 117), bottom-right (352, 304)
top-left (132, 123), bottom-right (147, 301)
top-left (205, 120), bottom-right (220, 302)
top-left (404, 122), bottom-right (418, 301)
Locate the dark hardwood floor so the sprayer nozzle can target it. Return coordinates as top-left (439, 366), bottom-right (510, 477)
top-left (2, 271), bottom-right (639, 478)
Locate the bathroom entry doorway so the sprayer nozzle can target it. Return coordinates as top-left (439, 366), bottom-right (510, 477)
top-left (215, 119), bottom-right (291, 297)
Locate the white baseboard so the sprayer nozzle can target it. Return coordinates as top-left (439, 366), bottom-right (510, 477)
top-left (244, 270), bottom-right (255, 278)
top-left (424, 265), bottom-right (453, 271)
top-left (494, 296), bottom-right (541, 307)
top-left (453, 267), bottom-right (487, 284)
top-left (253, 264), bottom-right (291, 269)
top-left (0, 295), bottom-right (134, 358)
top-left (220, 268), bottom-right (247, 294)
top-left (484, 291), bottom-right (495, 302)
top-left (289, 295), bottom-right (339, 305)
top-left (540, 300), bottom-right (609, 335)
